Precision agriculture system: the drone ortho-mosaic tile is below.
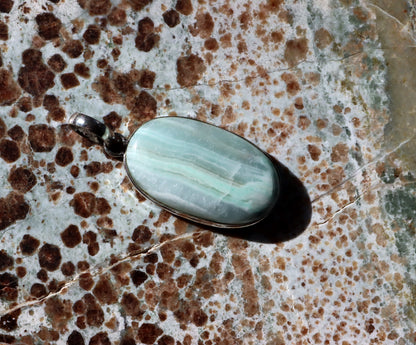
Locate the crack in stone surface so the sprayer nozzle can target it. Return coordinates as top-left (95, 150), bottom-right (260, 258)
top-left (311, 133), bottom-right (416, 204)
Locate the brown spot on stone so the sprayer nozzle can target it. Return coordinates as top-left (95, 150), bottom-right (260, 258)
top-left (44, 296), bottom-right (72, 329)
top-left (113, 73), bottom-right (135, 95)
top-left (190, 11), bottom-right (214, 39)
top-left (83, 25), bottom-right (101, 44)
top-left (177, 54), bottom-right (206, 87)
top-left (48, 280), bottom-right (64, 294)
top-left (7, 125), bottom-right (24, 141)
top-left (103, 111), bottom-right (122, 130)
top-left (43, 94), bottom-right (59, 111)
top-left (47, 54), bottom-right (67, 72)
top-left (0, 192), bottom-right (29, 231)
top-left (284, 37), bottom-right (308, 67)
top-left (156, 262), bottom-right (173, 280)
top-left (238, 10), bottom-right (252, 31)
top-left (0, 139), bottom-right (19, 163)
top-left (83, 231), bottom-right (100, 256)
top-left (60, 72), bottom-right (80, 89)
top-left (8, 167), bottom-right (36, 193)
top-left (108, 6), bottom-right (127, 26)
top-left (163, 9), bottom-right (180, 27)
top-left (55, 147), bottom-right (74, 167)
top-left (0, 334), bottom-right (15, 343)
top-left (73, 300), bottom-right (86, 314)
top-left (135, 17), bottom-right (159, 52)
top-left (38, 243), bottom-right (62, 271)
top-left (327, 166), bottom-right (345, 187)
top-left (138, 69), bottom-right (156, 88)
top-left (121, 337), bottom-right (136, 345)
top-left (72, 192), bottom-right (95, 218)
top-left (67, 331), bottom-right (85, 345)
top-left (237, 41), bottom-right (247, 53)
top-left (0, 69), bottom-right (21, 106)
top-left (19, 234), bottom-right (40, 255)
top-left (281, 72), bottom-right (300, 96)
top-left (12, 264), bottom-right (23, 277)
top-left (84, 161), bottom-right (102, 176)
top-left (193, 231), bottom-right (214, 247)
top-left (121, 292), bottom-right (144, 317)
top-left (192, 309), bottom-right (208, 326)
top-left (331, 143), bottom-right (349, 162)
top-left (61, 261), bottom-right (75, 276)
top-left (28, 124), bottom-right (56, 152)
top-left (158, 335), bottom-right (175, 345)
top-left (0, 250), bottom-right (13, 271)
top-left (17, 96), bottom-right (32, 112)
top-left (0, 22), bottom-right (8, 41)
top-left (0, 272), bottom-right (18, 301)
top-left (314, 28), bottom-right (333, 49)
top-left (294, 97), bottom-right (304, 110)
top-left (18, 52), bottom-right (55, 97)
top-left (37, 269), bottom-right (48, 282)
top-left (316, 118), bottom-right (327, 130)
top-left (128, 0), bottom-right (152, 11)
top-left (132, 225), bottom-right (152, 243)
top-left (74, 62), bottom-right (90, 78)
top-left (70, 165), bottom-right (80, 178)
top-left (204, 37), bottom-right (219, 51)
top-left (89, 332), bottom-right (111, 345)
top-left (111, 48), bottom-right (120, 61)
top-left (265, 0), bottom-right (283, 12)
top-left (0, 0), bottom-right (13, 13)
top-left (76, 315), bottom-right (86, 329)
top-left (219, 33), bottom-right (232, 48)
top-left (95, 198), bottom-right (111, 215)
top-left (271, 30), bottom-right (284, 43)
top-left (221, 105), bottom-right (237, 126)
top-left (88, 0), bottom-right (111, 15)
top-left (93, 275), bottom-right (118, 304)
top-left (176, 0), bottom-right (192, 15)
top-left (49, 108), bottom-right (66, 122)
top-left (79, 273), bottom-right (94, 290)
top-left (93, 75), bottom-right (119, 103)
top-left (131, 269), bottom-right (147, 286)
top-left (30, 283), bottom-right (47, 298)
top-left (130, 90), bottom-right (157, 119)
top-left (36, 13), bottom-right (62, 40)
top-left (144, 253), bottom-right (158, 264)
top-left (61, 224), bottom-right (81, 248)
top-left (0, 309), bottom-right (20, 331)
top-left (83, 293), bottom-right (105, 326)
top-left (307, 144), bottom-right (321, 161)
top-left (137, 323), bottom-right (163, 344)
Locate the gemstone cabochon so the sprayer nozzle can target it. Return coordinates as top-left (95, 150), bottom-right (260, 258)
top-left (125, 117), bottom-right (279, 227)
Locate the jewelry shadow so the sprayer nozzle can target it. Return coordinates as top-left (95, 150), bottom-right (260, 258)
top-left (204, 157), bottom-right (312, 243)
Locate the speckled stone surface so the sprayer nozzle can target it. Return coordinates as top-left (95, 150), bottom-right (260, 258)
top-left (0, 0), bottom-right (416, 344)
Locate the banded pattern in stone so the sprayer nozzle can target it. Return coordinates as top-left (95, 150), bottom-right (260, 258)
top-left (125, 117), bottom-right (279, 227)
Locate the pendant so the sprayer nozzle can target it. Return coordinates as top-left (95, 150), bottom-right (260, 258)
top-left (69, 113), bottom-right (279, 228)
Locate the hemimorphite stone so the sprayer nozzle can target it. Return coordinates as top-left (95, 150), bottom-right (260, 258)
top-left (125, 117), bottom-right (279, 227)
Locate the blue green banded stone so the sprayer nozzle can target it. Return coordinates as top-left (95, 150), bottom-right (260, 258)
top-left (125, 117), bottom-right (279, 227)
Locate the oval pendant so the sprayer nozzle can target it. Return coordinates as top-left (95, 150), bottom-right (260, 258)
top-left (69, 114), bottom-right (279, 228)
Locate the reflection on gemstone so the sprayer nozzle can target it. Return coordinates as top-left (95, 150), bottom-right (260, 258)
top-left (125, 117), bottom-right (279, 227)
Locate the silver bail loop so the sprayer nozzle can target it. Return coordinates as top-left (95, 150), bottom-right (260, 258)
top-left (69, 113), bottom-right (127, 159)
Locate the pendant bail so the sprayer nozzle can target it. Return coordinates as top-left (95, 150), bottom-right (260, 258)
top-left (69, 113), bottom-right (127, 159)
